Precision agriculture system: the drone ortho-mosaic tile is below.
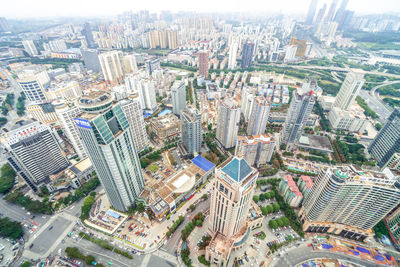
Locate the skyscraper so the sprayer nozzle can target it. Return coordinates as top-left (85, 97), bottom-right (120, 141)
top-left (181, 107), bottom-right (202, 156)
top-left (83, 22), bottom-right (96, 48)
top-left (75, 92), bottom-right (144, 212)
top-left (334, 0), bottom-right (349, 24)
top-left (22, 40), bottom-right (38, 56)
top-left (206, 156), bottom-right (258, 265)
top-left (333, 70), bottom-right (365, 111)
top-left (120, 93), bottom-right (149, 152)
top-left (246, 96), bottom-right (271, 136)
top-left (98, 51), bottom-right (125, 84)
top-left (325, 0), bottom-right (339, 22)
top-left (241, 43), bottom-right (255, 69)
top-left (0, 17), bottom-right (9, 33)
top-left (305, 0), bottom-right (318, 25)
top-left (315, 4), bottom-right (327, 24)
top-left (216, 98), bottom-right (240, 149)
top-left (282, 85), bottom-right (316, 147)
top-left (54, 100), bottom-right (87, 160)
top-left (299, 166), bottom-right (400, 242)
top-left (228, 41), bottom-right (238, 69)
top-left (171, 80), bottom-right (186, 116)
top-left (125, 75), bottom-right (157, 112)
top-left (369, 109), bottom-right (400, 168)
top-left (17, 73), bottom-right (48, 103)
top-left (198, 50), bottom-right (209, 78)
top-left (4, 121), bottom-right (69, 191)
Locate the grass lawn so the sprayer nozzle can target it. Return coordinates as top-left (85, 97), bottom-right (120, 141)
top-left (149, 164), bottom-right (159, 173)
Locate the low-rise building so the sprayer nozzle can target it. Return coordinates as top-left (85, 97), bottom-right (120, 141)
top-left (149, 114), bottom-right (181, 140)
top-left (279, 175), bottom-right (303, 207)
top-left (26, 101), bottom-right (58, 124)
top-left (328, 107), bottom-right (369, 133)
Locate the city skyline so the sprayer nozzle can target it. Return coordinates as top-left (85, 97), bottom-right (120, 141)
top-left (1, 0), bottom-right (400, 18)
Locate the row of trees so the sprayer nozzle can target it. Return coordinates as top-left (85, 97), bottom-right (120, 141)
top-left (0, 163), bottom-right (16, 194)
top-left (65, 247), bottom-right (104, 266)
top-left (4, 190), bottom-right (53, 214)
top-left (0, 217), bottom-right (23, 239)
top-left (181, 212), bottom-right (205, 241)
top-left (268, 216), bottom-right (290, 229)
top-left (356, 96), bottom-right (379, 119)
top-left (57, 177), bottom-right (100, 207)
top-left (166, 215), bottom-right (184, 238)
top-left (79, 232), bottom-right (132, 259)
top-left (80, 193), bottom-right (96, 221)
top-left (261, 203), bottom-right (281, 216)
top-left (252, 191), bottom-right (275, 203)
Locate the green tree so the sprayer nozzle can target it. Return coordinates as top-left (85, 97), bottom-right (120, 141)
top-left (259, 194), bottom-right (266, 201)
top-left (0, 163), bottom-right (16, 193)
top-left (136, 202), bottom-right (145, 213)
top-left (20, 262), bottom-right (31, 267)
top-left (269, 220), bottom-right (278, 229)
top-left (253, 195), bottom-right (259, 203)
top-left (273, 203), bottom-right (280, 212)
top-left (190, 204), bottom-right (196, 212)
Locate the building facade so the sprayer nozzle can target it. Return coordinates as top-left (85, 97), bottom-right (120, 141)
top-left (216, 99), bottom-right (240, 149)
top-left (4, 121), bottom-right (69, 191)
top-left (241, 43), bottom-right (255, 69)
top-left (333, 71), bottom-right (365, 111)
top-left (247, 96), bottom-right (271, 136)
top-left (75, 92), bottom-right (144, 212)
top-left (236, 134), bottom-right (275, 167)
top-left (98, 51), bottom-right (125, 84)
top-left (181, 107), bottom-right (202, 156)
top-left (369, 109), bottom-right (400, 168)
top-left (198, 50), bottom-right (209, 78)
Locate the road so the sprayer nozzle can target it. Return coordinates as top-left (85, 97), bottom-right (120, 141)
top-left (273, 246), bottom-right (378, 267)
top-left (359, 86), bottom-right (393, 123)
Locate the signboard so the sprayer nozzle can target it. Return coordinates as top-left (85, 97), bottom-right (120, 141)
top-left (74, 118), bottom-right (92, 129)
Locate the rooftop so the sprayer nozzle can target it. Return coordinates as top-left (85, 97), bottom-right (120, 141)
top-left (192, 155), bottom-right (215, 172)
top-left (298, 134), bottom-right (333, 153)
top-left (222, 157), bottom-right (253, 182)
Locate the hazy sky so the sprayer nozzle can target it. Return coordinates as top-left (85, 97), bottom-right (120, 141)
top-left (2, 0), bottom-right (400, 18)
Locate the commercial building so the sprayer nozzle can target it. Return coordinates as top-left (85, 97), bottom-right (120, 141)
top-left (22, 40), bottom-right (38, 56)
top-left (171, 80), bottom-right (186, 116)
top-left (120, 93), bottom-right (149, 152)
top-left (247, 96), bottom-right (271, 136)
top-left (26, 101), bottom-right (58, 124)
top-left (98, 51), bottom-right (125, 84)
top-left (236, 134), bottom-right (275, 167)
top-left (216, 98), bottom-right (240, 149)
top-left (328, 107), bottom-right (369, 133)
top-left (282, 85), bottom-right (316, 148)
top-left (81, 49), bottom-right (102, 72)
top-left (4, 121), bottom-right (69, 191)
top-left (149, 114), bottom-right (181, 140)
top-left (17, 72), bottom-right (49, 103)
top-left (299, 166), bottom-right (400, 242)
top-left (241, 43), bottom-right (255, 69)
top-left (55, 100), bottom-right (87, 160)
top-left (279, 175), bottom-right (303, 208)
top-left (46, 81), bottom-right (82, 100)
top-left (198, 50), bottom-right (209, 78)
top-left (290, 38), bottom-right (308, 57)
top-left (369, 109), bottom-right (400, 168)
top-left (206, 156), bottom-right (259, 266)
top-left (181, 108), bottom-right (202, 156)
top-left (75, 92), bottom-right (144, 212)
top-left (333, 71), bottom-right (365, 111)
top-left (383, 153), bottom-right (400, 171)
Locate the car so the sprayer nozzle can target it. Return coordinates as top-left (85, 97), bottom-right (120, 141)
top-left (49, 226), bottom-right (53, 231)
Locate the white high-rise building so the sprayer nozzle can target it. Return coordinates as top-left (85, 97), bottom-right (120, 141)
top-left (75, 92), bottom-right (144, 212)
top-left (228, 41), bottom-right (239, 69)
top-left (299, 165), bottom-right (400, 242)
top-left (54, 100), bottom-right (87, 159)
top-left (43, 39), bottom-right (67, 52)
top-left (284, 45), bottom-right (297, 62)
top-left (333, 70), bottom-right (365, 111)
top-left (120, 93), bottom-right (149, 152)
top-left (216, 98), bottom-right (240, 149)
top-left (241, 88), bottom-right (254, 121)
top-left (22, 40), bottom-right (38, 56)
top-left (98, 51), bottom-right (125, 83)
top-left (181, 107), bottom-right (202, 156)
top-left (247, 96), bottom-right (271, 136)
top-left (171, 80), bottom-right (186, 116)
top-left (282, 85), bottom-right (316, 147)
top-left (123, 54), bottom-right (138, 74)
top-left (125, 75), bottom-right (157, 112)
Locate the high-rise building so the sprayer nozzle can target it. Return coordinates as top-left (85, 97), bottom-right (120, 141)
top-left (325, 0), bottom-right (339, 22)
top-left (81, 49), bottom-right (102, 72)
top-left (284, 45), bottom-right (297, 62)
top-left (181, 107), bottom-right (202, 156)
top-left (228, 41), bottom-right (238, 69)
top-left (334, 0), bottom-right (349, 24)
top-left (46, 81), bottom-right (82, 101)
top-left (75, 92), bottom-right (145, 212)
top-left (122, 54), bottom-right (138, 74)
top-left (305, 0), bottom-right (318, 25)
top-left (315, 4), bottom-right (327, 24)
top-left (22, 40), bottom-right (38, 56)
top-left (166, 30), bottom-right (179, 49)
top-left (290, 38), bottom-right (308, 57)
top-left (98, 51), bottom-right (125, 84)
top-left (0, 17), bottom-right (9, 33)
top-left (299, 166), bottom-right (400, 242)
top-left (369, 109), bottom-right (400, 168)
top-left (148, 30), bottom-right (160, 49)
top-left (158, 31), bottom-right (168, 49)
top-left (125, 75), bottom-right (157, 112)
top-left (54, 100), bottom-right (87, 159)
top-left (145, 57), bottom-right (160, 75)
top-left (17, 73), bottom-right (48, 103)
top-left (4, 121), bottom-right (69, 191)
top-left (241, 43), bottom-right (255, 69)
top-left (282, 85), bottom-right (316, 147)
top-left (43, 39), bottom-right (67, 52)
top-left (333, 71), bottom-right (365, 111)
top-left (384, 205), bottom-right (400, 246)
top-left (120, 93), bottom-right (149, 152)
top-left (236, 134), bottom-right (275, 167)
top-left (198, 50), bottom-right (209, 78)
top-left (171, 80), bottom-right (186, 116)
top-left (247, 96), bottom-right (271, 136)
top-left (382, 153), bottom-right (400, 171)
top-left (83, 22), bottom-right (96, 48)
top-left (206, 156), bottom-right (258, 266)
top-left (216, 98), bottom-right (240, 149)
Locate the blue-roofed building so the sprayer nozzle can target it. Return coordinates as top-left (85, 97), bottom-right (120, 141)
top-left (192, 155), bottom-right (215, 173)
top-left (221, 157), bottom-right (253, 182)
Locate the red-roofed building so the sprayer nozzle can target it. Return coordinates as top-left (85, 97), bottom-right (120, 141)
top-left (297, 175), bottom-right (314, 198)
top-left (279, 175), bottom-right (303, 207)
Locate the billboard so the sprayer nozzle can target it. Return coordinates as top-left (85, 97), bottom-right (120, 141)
top-left (74, 118), bottom-right (92, 129)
